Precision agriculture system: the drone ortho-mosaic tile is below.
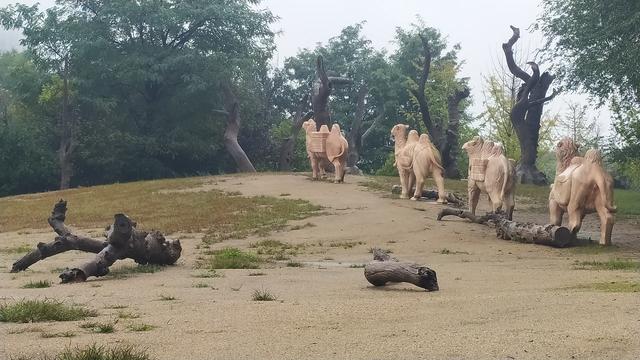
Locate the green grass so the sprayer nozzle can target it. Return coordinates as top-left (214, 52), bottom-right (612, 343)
top-left (22, 280), bottom-right (52, 289)
top-left (157, 294), bottom-right (177, 301)
top-left (128, 323), bottom-right (156, 332)
top-left (10, 344), bottom-right (153, 360)
top-left (0, 300), bottom-right (97, 323)
top-left (106, 264), bottom-right (166, 279)
top-left (192, 282), bottom-right (209, 288)
top-left (286, 261), bottom-right (303, 267)
top-left (349, 264), bottom-right (366, 268)
top-left (574, 259), bottom-right (640, 271)
top-left (248, 272), bottom-right (266, 276)
top-left (436, 248), bottom-right (470, 255)
top-left (40, 331), bottom-right (76, 338)
top-left (0, 244), bottom-right (32, 254)
top-left (191, 270), bottom-right (222, 278)
top-left (199, 248), bottom-right (261, 269)
top-left (79, 321), bottom-right (115, 333)
top-left (0, 176), bottom-right (321, 244)
top-left (566, 281), bottom-right (640, 293)
top-left (252, 288), bottom-right (278, 301)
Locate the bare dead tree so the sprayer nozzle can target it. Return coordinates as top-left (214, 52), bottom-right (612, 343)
top-left (502, 26), bottom-right (558, 185)
top-left (11, 200), bottom-right (182, 282)
top-left (441, 85), bottom-right (471, 178)
top-left (278, 95), bottom-right (313, 171)
top-left (311, 55), bottom-right (351, 130)
top-left (215, 84), bottom-right (257, 173)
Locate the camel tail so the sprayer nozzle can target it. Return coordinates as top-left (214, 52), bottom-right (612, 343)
top-left (585, 149), bottom-right (617, 213)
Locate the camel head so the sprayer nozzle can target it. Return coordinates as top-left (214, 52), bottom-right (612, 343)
top-left (556, 137), bottom-right (579, 170)
top-left (390, 124), bottom-right (410, 142)
top-left (462, 136), bottom-right (484, 156)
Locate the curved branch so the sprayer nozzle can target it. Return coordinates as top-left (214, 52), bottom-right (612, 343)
top-left (501, 26), bottom-right (531, 82)
top-left (361, 104), bottom-right (385, 147)
top-left (527, 88), bottom-right (559, 108)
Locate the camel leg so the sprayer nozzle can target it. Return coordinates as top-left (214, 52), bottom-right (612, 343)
top-left (411, 174), bottom-right (423, 201)
top-left (398, 167), bottom-right (408, 198)
top-left (408, 172), bottom-right (416, 197)
top-left (549, 199), bottom-right (564, 226)
top-left (595, 199), bottom-right (614, 246)
top-left (504, 193), bottom-right (515, 221)
top-left (567, 204), bottom-right (584, 238)
top-left (332, 160), bottom-right (342, 183)
top-left (310, 155), bottom-right (319, 180)
top-left (433, 169), bottom-right (447, 204)
top-left (468, 184), bottom-right (481, 216)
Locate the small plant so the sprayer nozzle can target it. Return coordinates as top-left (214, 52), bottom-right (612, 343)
top-left (248, 272), bottom-right (266, 276)
top-left (0, 300), bottom-right (97, 323)
top-left (436, 248), bottom-right (470, 255)
top-left (107, 264), bottom-right (165, 279)
top-left (349, 264), bottom-right (365, 268)
top-left (79, 321), bottom-right (115, 333)
top-left (279, 193), bottom-right (291, 197)
top-left (201, 248), bottom-right (261, 269)
top-left (11, 344), bottom-right (153, 360)
top-left (41, 331), bottom-right (76, 338)
top-left (117, 311), bottom-right (140, 319)
top-left (22, 280), bottom-right (52, 289)
top-left (104, 304), bottom-right (128, 309)
top-left (128, 323), bottom-right (156, 332)
top-left (574, 259), bottom-right (640, 271)
top-left (191, 270), bottom-right (222, 278)
top-left (193, 282), bottom-right (209, 288)
top-left (290, 222), bottom-right (316, 230)
top-left (252, 288), bottom-right (278, 301)
top-left (286, 261), bottom-right (303, 267)
top-left (157, 294), bottom-right (177, 301)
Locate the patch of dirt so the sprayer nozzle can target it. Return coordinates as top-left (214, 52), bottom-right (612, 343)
top-left (1, 174), bottom-right (639, 360)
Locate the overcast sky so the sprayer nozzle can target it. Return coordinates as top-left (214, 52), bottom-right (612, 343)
top-left (0, 0), bottom-right (609, 133)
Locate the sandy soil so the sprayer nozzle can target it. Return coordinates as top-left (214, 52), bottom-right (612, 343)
top-left (1, 173), bottom-right (639, 360)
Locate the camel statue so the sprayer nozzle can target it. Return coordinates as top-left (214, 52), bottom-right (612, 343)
top-left (412, 134), bottom-right (447, 203)
top-left (302, 119), bottom-right (349, 183)
top-left (462, 136), bottom-right (516, 220)
top-left (391, 124), bottom-right (447, 202)
top-left (549, 138), bottom-right (616, 245)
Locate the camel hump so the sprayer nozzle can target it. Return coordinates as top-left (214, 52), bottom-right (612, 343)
top-left (331, 124), bottom-right (341, 135)
top-left (319, 125), bottom-right (330, 133)
top-left (418, 133), bottom-right (431, 145)
top-left (407, 130), bottom-right (419, 143)
top-left (584, 149), bottom-right (603, 165)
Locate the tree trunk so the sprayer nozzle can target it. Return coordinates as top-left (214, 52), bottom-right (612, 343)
top-left (436, 208), bottom-right (573, 247)
top-left (442, 86), bottom-right (470, 178)
top-left (59, 57), bottom-right (73, 190)
top-left (222, 85), bottom-right (256, 173)
top-left (11, 200), bottom-right (182, 282)
top-left (278, 96), bottom-right (313, 171)
top-left (502, 26), bottom-right (557, 185)
top-left (364, 248), bottom-right (439, 291)
top-left (346, 85), bottom-right (369, 172)
top-left (311, 55), bottom-right (352, 130)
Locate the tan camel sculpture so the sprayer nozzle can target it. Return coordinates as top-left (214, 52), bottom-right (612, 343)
top-left (462, 136), bottom-right (516, 219)
top-left (412, 134), bottom-right (447, 203)
top-left (391, 124), bottom-right (447, 202)
top-left (549, 138), bottom-right (616, 245)
top-left (302, 119), bottom-right (349, 183)
top-left (391, 124), bottom-right (417, 199)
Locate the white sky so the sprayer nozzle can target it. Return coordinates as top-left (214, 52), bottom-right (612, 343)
top-left (0, 0), bottom-right (610, 133)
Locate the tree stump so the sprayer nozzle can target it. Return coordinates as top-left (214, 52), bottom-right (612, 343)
top-left (11, 200), bottom-right (182, 283)
top-left (437, 208), bottom-right (573, 247)
top-left (364, 248), bottom-right (439, 291)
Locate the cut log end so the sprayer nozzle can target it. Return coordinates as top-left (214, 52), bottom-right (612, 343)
top-left (364, 248), bottom-right (438, 292)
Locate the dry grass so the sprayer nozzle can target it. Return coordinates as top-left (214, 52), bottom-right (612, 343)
top-left (0, 177), bottom-right (321, 242)
top-left (565, 281), bottom-right (640, 293)
top-left (0, 300), bottom-right (97, 323)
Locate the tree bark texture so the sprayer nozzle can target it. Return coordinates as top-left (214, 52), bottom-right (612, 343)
top-left (391, 185), bottom-right (465, 207)
top-left (442, 86), bottom-right (470, 178)
top-left (410, 34), bottom-right (442, 149)
top-left (502, 26), bottom-right (557, 185)
top-left (59, 57), bottom-right (74, 190)
top-left (311, 55), bottom-right (352, 130)
top-left (346, 85), bottom-right (369, 171)
top-left (364, 248), bottom-right (439, 291)
top-left (222, 85), bottom-right (257, 173)
top-left (437, 208), bottom-right (573, 247)
top-left (11, 200), bottom-right (182, 282)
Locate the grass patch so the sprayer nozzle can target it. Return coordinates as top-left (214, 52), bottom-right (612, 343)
top-left (199, 248), bottom-right (261, 269)
top-left (192, 282), bottom-right (209, 288)
top-left (0, 244), bottom-right (32, 254)
top-left (290, 222), bottom-right (316, 230)
top-left (104, 304), bottom-right (128, 310)
top-left (570, 244), bottom-right (621, 255)
top-left (41, 331), bottom-right (76, 338)
top-left (248, 272), bottom-right (266, 276)
top-left (329, 241), bottom-right (365, 249)
top-left (0, 300), bottom-right (97, 323)
top-left (566, 281), bottom-right (640, 293)
top-left (574, 259), bottom-right (640, 271)
top-left (435, 248), bottom-right (470, 255)
top-left (0, 177), bottom-right (321, 244)
top-left (279, 193), bottom-right (291, 197)
top-left (252, 288), bottom-right (278, 301)
top-left (128, 323), bottom-right (156, 332)
top-left (191, 270), bottom-right (222, 278)
top-left (11, 344), bottom-right (153, 360)
top-left (106, 264), bottom-right (166, 279)
top-left (286, 261), bottom-right (303, 267)
top-left (117, 311), bottom-right (139, 319)
top-left (157, 294), bottom-right (177, 301)
top-left (22, 280), bottom-right (52, 289)
top-left (349, 264), bottom-right (366, 268)
top-left (79, 321), bottom-right (115, 333)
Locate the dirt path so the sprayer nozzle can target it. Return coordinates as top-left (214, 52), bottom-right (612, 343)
top-left (1, 174), bottom-right (639, 359)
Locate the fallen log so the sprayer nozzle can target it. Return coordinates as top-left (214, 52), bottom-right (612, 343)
top-left (364, 248), bottom-right (439, 291)
top-left (437, 208), bottom-right (573, 248)
top-left (391, 185), bottom-right (465, 207)
top-left (12, 200), bottom-right (182, 283)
